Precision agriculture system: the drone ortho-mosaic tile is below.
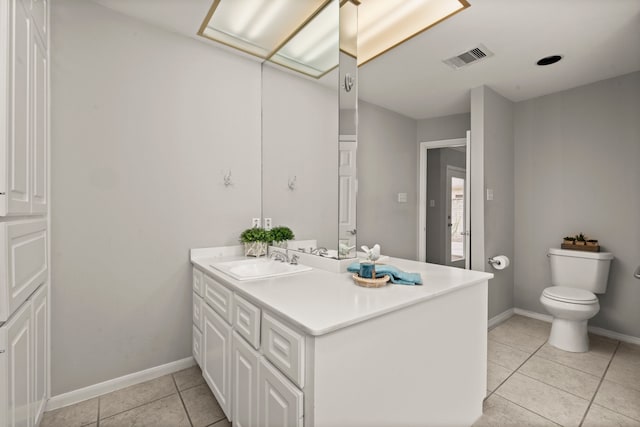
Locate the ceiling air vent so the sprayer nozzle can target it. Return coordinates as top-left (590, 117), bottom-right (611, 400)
top-left (443, 44), bottom-right (494, 69)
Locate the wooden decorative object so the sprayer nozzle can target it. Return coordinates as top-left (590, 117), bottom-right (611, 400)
top-left (561, 243), bottom-right (600, 252)
top-left (352, 274), bottom-right (390, 288)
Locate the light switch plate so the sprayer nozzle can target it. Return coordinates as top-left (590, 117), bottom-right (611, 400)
top-left (486, 189), bottom-right (494, 201)
top-left (429, 200), bottom-right (435, 207)
top-left (397, 193), bottom-right (408, 203)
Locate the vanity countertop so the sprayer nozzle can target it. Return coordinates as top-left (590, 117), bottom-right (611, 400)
top-left (191, 250), bottom-right (493, 336)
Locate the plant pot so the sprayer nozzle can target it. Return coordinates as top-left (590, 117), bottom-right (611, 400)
top-left (575, 241), bottom-right (586, 246)
top-left (563, 240), bottom-right (575, 245)
top-left (244, 241), bottom-right (267, 257)
top-left (586, 241), bottom-right (599, 247)
top-left (272, 240), bottom-right (288, 249)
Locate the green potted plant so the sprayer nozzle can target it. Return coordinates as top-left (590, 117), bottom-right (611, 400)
top-left (563, 236), bottom-right (576, 245)
top-left (575, 233), bottom-right (587, 246)
top-left (240, 227), bottom-right (270, 257)
top-left (586, 239), bottom-right (599, 247)
top-left (269, 226), bottom-right (295, 249)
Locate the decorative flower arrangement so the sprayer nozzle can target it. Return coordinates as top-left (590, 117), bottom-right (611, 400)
top-left (270, 226), bottom-right (295, 249)
top-left (240, 227), bottom-right (270, 257)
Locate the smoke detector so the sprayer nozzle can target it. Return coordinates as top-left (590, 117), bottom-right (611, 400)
top-left (443, 44), bottom-right (494, 69)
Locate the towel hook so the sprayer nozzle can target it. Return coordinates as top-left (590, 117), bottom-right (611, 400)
top-left (288, 176), bottom-right (297, 191)
top-left (223, 170), bottom-right (233, 187)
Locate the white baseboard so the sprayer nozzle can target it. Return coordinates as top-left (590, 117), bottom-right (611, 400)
top-left (513, 308), bottom-right (553, 323)
top-left (488, 308), bottom-right (514, 329)
top-left (514, 308), bottom-right (640, 346)
top-left (46, 356), bottom-right (196, 411)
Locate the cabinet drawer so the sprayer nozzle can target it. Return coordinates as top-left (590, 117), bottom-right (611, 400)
top-left (0, 219), bottom-right (48, 322)
top-left (261, 312), bottom-right (305, 388)
top-left (192, 292), bottom-right (203, 331)
top-left (233, 294), bottom-right (260, 350)
top-left (193, 324), bottom-right (202, 367)
top-left (204, 274), bottom-right (233, 324)
top-left (192, 268), bottom-right (203, 297)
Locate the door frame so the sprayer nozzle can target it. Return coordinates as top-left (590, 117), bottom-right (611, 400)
top-left (417, 135), bottom-right (470, 265)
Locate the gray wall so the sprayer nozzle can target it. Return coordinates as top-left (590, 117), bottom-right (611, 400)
top-left (514, 72), bottom-right (640, 337)
top-left (51, 1), bottom-right (261, 394)
top-left (358, 101), bottom-right (418, 260)
top-left (471, 86), bottom-right (515, 319)
top-left (426, 148), bottom-right (466, 265)
top-left (262, 65), bottom-right (338, 249)
top-left (417, 113), bottom-right (470, 142)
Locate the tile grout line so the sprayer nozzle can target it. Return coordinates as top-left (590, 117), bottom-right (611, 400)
top-left (96, 396), bottom-right (101, 427)
top-left (494, 394), bottom-right (564, 426)
top-left (486, 339), bottom-right (548, 401)
top-left (172, 373), bottom-right (195, 427)
top-left (98, 391), bottom-right (178, 423)
top-left (578, 341), bottom-right (621, 427)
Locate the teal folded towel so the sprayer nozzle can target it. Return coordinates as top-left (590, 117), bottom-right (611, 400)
top-left (347, 263), bottom-right (423, 286)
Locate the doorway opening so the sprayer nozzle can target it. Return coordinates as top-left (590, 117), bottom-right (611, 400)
top-left (418, 133), bottom-right (470, 268)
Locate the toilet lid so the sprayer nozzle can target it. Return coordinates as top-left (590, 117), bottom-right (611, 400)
top-left (543, 287), bottom-right (598, 305)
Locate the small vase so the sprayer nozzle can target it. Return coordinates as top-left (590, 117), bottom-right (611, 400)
top-left (244, 241), bottom-right (267, 257)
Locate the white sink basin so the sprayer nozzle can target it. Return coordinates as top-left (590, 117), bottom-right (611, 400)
top-left (210, 258), bottom-right (312, 281)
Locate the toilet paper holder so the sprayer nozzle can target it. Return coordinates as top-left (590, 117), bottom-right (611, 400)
top-left (488, 255), bottom-right (509, 269)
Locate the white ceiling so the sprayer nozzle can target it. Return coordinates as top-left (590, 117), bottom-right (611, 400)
top-left (92, 0), bottom-right (640, 120)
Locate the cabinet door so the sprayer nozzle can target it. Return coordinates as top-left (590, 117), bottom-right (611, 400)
top-left (30, 32), bottom-right (46, 214)
top-left (31, 284), bottom-right (47, 425)
top-left (202, 304), bottom-right (231, 421)
top-left (7, 0), bottom-right (32, 215)
top-left (258, 359), bottom-right (303, 427)
top-left (5, 302), bottom-right (33, 427)
top-left (232, 332), bottom-right (258, 427)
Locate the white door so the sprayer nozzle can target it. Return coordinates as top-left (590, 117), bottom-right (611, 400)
top-left (5, 302), bottom-right (33, 427)
top-left (445, 166), bottom-right (466, 269)
top-left (30, 32), bottom-right (47, 214)
top-left (202, 304), bottom-right (231, 421)
top-left (7, 0), bottom-right (32, 215)
top-left (258, 358), bottom-right (303, 427)
top-left (232, 332), bottom-right (259, 427)
top-left (338, 135), bottom-right (357, 256)
top-left (31, 285), bottom-right (47, 425)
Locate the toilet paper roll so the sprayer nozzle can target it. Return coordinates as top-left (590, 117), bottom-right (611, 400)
top-left (491, 255), bottom-right (510, 270)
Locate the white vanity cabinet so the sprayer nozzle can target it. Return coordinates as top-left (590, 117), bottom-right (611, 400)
top-left (192, 255), bottom-right (491, 427)
top-left (0, 283), bottom-right (49, 427)
top-left (1, 0), bottom-right (49, 217)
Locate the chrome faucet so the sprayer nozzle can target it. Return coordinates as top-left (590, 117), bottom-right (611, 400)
top-left (310, 247), bottom-right (328, 256)
top-left (290, 254), bottom-right (300, 265)
top-left (269, 251), bottom-right (289, 263)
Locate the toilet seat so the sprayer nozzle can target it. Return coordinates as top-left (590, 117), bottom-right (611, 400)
top-left (542, 286), bottom-right (597, 305)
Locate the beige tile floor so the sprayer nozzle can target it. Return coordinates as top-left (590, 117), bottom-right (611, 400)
top-left (476, 315), bottom-right (640, 427)
top-left (42, 315), bottom-right (640, 427)
top-left (41, 366), bottom-right (230, 427)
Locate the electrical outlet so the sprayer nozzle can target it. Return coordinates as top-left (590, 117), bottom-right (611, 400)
top-left (264, 218), bottom-right (272, 230)
top-left (252, 218), bottom-right (261, 228)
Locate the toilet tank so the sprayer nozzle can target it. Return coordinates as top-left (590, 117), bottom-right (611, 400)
top-left (548, 248), bottom-right (614, 293)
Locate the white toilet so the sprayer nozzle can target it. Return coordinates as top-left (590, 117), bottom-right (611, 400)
top-left (540, 248), bottom-right (613, 353)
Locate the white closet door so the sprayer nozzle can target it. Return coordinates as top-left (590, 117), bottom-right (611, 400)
top-left (31, 284), bottom-right (47, 425)
top-left (5, 302), bottom-right (33, 427)
top-left (30, 31), bottom-right (46, 214)
top-left (7, 0), bottom-right (31, 215)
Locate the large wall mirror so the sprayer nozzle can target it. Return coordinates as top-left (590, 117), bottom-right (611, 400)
top-left (260, 0), bottom-right (472, 263)
top-left (262, 0), bottom-right (358, 259)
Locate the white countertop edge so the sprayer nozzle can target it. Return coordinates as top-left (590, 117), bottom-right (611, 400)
top-left (190, 252), bottom-right (493, 337)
